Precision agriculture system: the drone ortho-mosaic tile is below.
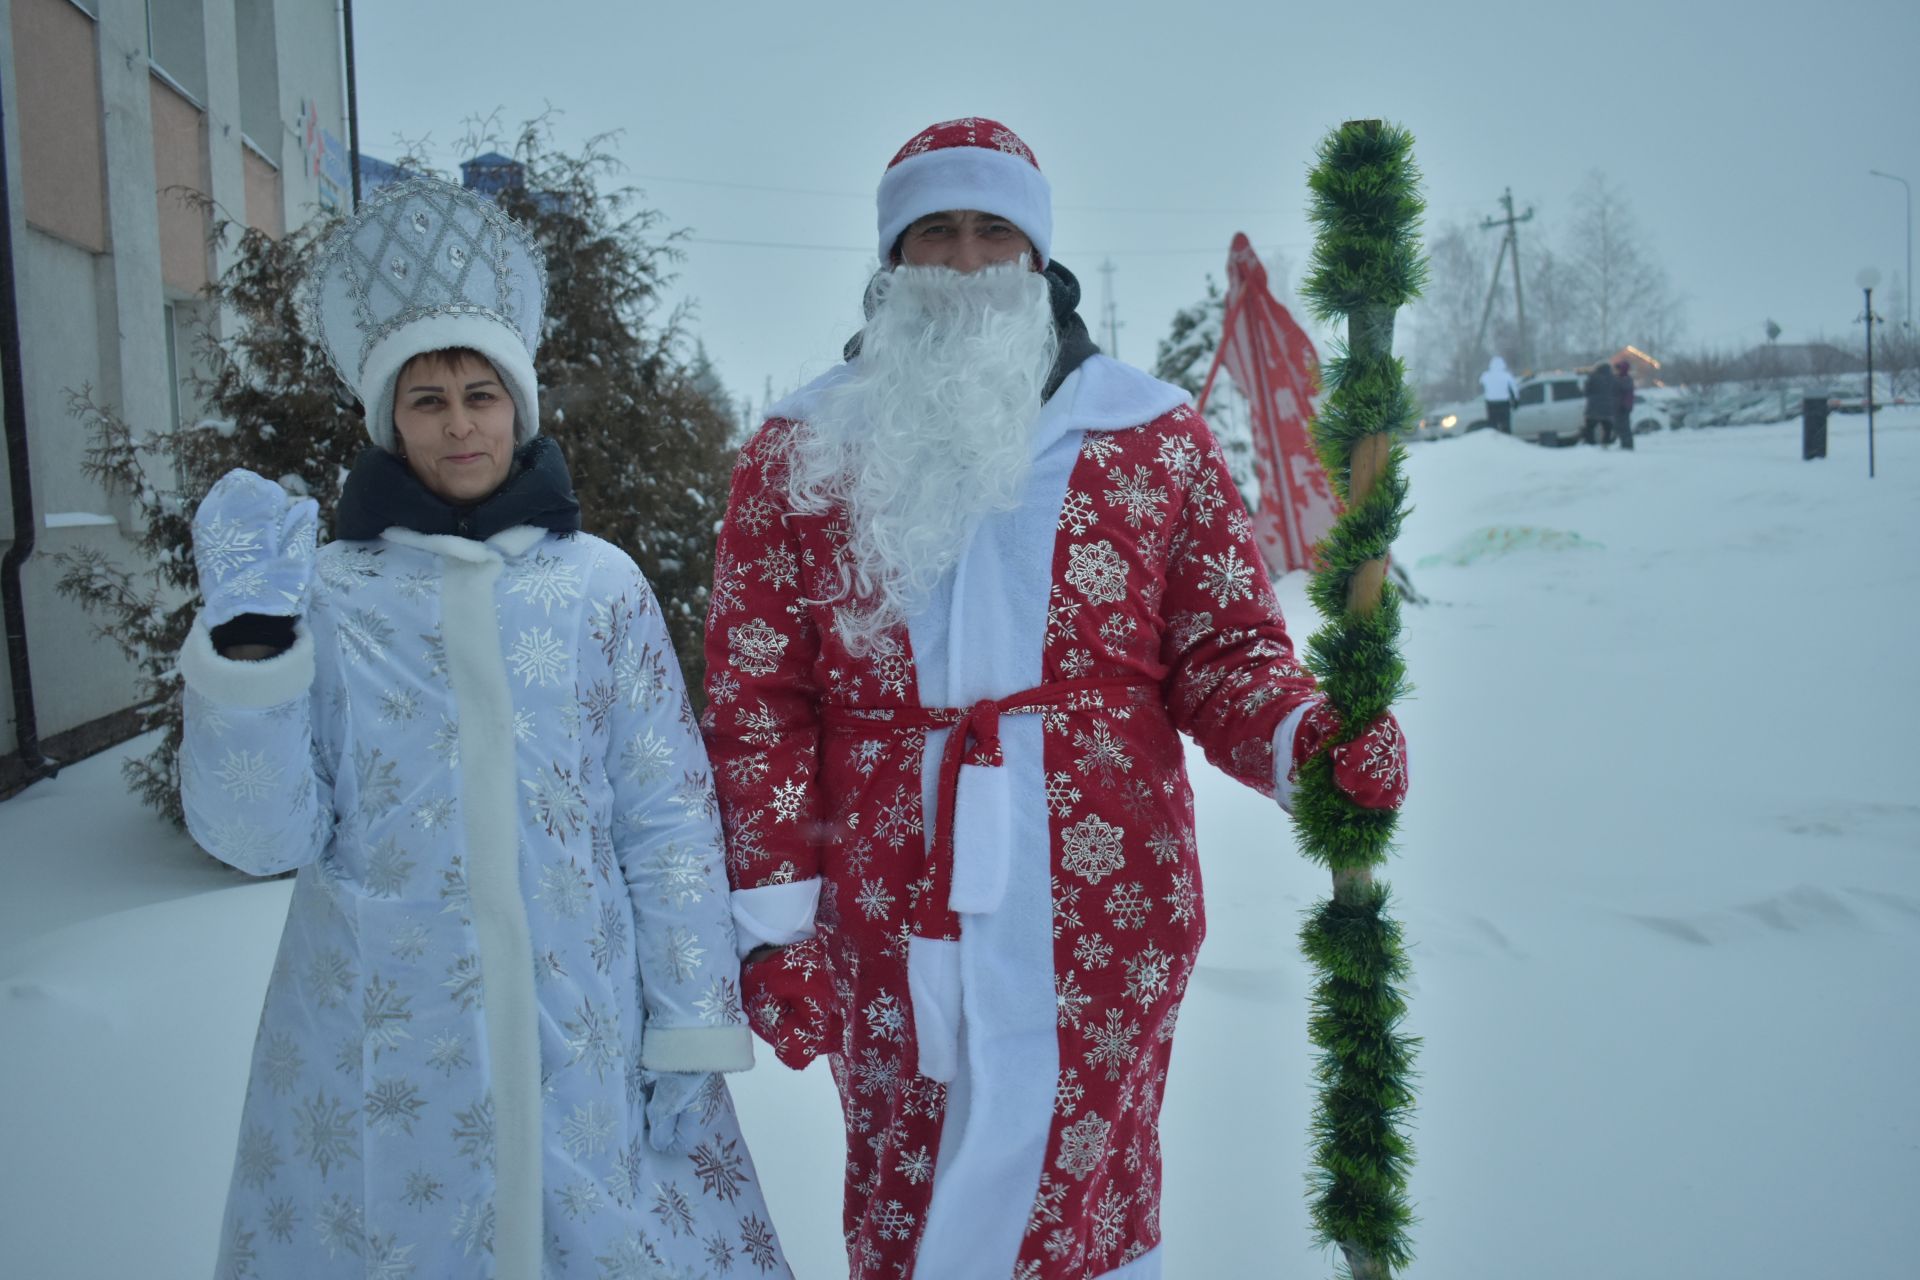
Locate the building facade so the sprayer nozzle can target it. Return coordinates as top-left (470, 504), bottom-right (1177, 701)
top-left (1, 0), bottom-right (348, 772)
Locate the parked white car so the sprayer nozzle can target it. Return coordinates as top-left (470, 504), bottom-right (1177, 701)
top-left (1508, 372), bottom-right (1590, 444)
top-left (1410, 398), bottom-right (1487, 441)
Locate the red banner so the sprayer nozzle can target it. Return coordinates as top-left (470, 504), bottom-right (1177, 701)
top-left (1198, 233), bottom-right (1336, 576)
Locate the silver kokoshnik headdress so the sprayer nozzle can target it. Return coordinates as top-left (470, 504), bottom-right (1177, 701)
top-left (305, 177), bottom-right (547, 450)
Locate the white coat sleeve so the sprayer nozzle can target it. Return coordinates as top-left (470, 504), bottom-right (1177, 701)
top-left (177, 614), bottom-right (337, 876)
top-left (604, 565), bottom-right (754, 1073)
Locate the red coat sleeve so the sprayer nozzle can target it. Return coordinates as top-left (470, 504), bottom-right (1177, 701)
top-left (701, 422), bottom-right (827, 890)
top-left (1154, 409), bottom-right (1319, 796)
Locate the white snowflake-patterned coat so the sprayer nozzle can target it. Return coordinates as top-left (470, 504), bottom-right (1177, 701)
top-left (704, 356), bottom-right (1321, 1280)
top-left (179, 523), bottom-right (790, 1279)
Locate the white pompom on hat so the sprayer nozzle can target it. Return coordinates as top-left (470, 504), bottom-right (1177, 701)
top-left (304, 178), bottom-right (547, 451)
top-left (876, 118), bottom-right (1052, 268)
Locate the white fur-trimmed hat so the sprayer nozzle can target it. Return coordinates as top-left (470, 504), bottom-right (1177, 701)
top-left (305, 177), bottom-right (547, 450)
top-left (876, 118), bottom-right (1052, 268)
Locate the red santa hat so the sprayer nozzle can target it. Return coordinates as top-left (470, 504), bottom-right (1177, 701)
top-left (876, 117), bottom-right (1052, 268)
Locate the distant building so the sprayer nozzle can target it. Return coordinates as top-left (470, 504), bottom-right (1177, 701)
top-left (1607, 345), bottom-right (1665, 387)
top-left (2, 0), bottom-right (349, 781)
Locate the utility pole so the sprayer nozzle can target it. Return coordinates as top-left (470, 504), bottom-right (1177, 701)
top-left (1475, 188), bottom-right (1534, 368)
top-left (1098, 258), bottom-right (1122, 360)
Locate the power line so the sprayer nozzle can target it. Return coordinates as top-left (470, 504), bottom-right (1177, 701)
top-left (633, 171), bottom-right (1292, 218)
top-left (682, 235), bottom-right (1304, 258)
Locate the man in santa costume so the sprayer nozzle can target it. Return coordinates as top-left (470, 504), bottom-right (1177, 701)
top-left (702, 117), bottom-right (1408, 1279)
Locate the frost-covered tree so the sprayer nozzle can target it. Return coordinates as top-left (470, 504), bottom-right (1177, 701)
top-left (482, 117), bottom-right (734, 701)
top-left (1561, 170), bottom-right (1681, 357)
top-left (1151, 273), bottom-right (1260, 507)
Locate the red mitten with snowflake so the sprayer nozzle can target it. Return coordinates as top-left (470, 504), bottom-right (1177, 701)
top-left (741, 936), bottom-right (843, 1070)
top-left (1291, 699), bottom-right (1409, 811)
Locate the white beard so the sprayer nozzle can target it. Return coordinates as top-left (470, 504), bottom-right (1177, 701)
top-left (785, 259), bottom-right (1058, 655)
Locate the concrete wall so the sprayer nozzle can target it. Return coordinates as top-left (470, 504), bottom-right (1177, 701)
top-left (0, 0), bottom-right (346, 758)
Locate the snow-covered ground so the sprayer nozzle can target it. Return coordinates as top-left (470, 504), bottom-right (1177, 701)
top-left (4, 412), bottom-right (1916, 1278)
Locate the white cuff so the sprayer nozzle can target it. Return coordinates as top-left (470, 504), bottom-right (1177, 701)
top-left (640, 1023), bottom-right (754, 1073)
top-left (730, 878), bottom-right (821, 958)
top-left (178, 616), bottom-right (316, 708)
top-left (1271, 696), bottom-right (1322, 814)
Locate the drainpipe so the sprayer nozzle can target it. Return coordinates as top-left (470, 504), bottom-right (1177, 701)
top-left (342, 0), bottom-right (360, 207)
top-left (0, 68), bottom-right (57, 781)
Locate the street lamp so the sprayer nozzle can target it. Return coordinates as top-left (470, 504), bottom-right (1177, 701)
top-left (1869, 170), bottom-right (1911, 329)
top-left (1858, 267), bottom-right (1880, 478)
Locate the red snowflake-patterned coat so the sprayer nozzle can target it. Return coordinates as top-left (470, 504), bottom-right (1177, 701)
top-left (702, 356), bottom-right (1318, 1280)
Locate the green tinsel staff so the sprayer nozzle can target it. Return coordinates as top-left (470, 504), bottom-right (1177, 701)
top-left (1295, 119), bottom-right (1426, 1280)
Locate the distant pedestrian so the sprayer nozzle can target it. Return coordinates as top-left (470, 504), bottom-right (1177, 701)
top-left (1584, 360), bottom-right (1617, 445)
top-left (1613, 358), bottom-right (1636, 451)
top-left (1479, 354), bottom-right (1520, 434)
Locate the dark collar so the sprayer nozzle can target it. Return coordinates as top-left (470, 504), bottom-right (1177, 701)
top-left (335, 435), bottom-right (582, 543)
top-left (842, 259), bottom-right (1100, 403)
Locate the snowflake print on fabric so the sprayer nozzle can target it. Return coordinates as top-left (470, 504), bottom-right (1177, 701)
top-left (262, 1032), bottom-right (304, 1095)
top-left (740, 1215), bottom-right (781, 1270)
top-left (689, 1135), bottom-right (748, 1204)
top-left (337, 608), bottom-right (395, 663)
top-left (727, 618), bottom-right (788, 677)
top-left (450, 1097), bottom-right (494, 1170)
top-left (1065, 539), bottom-right (1129, 605)
top-left (538, 859), bottom-right (593, 919)
top-left (873, 1199), bottom-right (916, 1243)
top-left (1105, 882), bottom-right (1153, 930)
top-left (1073, 933), bottom-right (1114, 970)
top-left (264, 1196), bottom-right (299, 1242)
top-left (1197, 547), bottom-right (1257, 608)
top-left (1123, 944), bottom-right (1173, 1007)
top-left (560, 1100), bottom-right (615, 1159)
top-left (1056, 1110), bottom-right (1112, 1180)
top-left (508, 627), bottom-right (569, 687)
top-left (216, 748), bottom-right (283, 803)
top-left (562, 999), bottom-right (623, 1082)
top-left (235, 1123), bottom-right (283, 1190)
top-left (317, 547), bottom-right (382, 594)
top-left (1055, 970), bottom-right (1091, 1028)
top-left (450, 1197), bottom-right (494, 1256)
top-left (360, 975), bottom-right (414, 1060)
top-left (506, 551), bottom-right (584, 615)
top-left (292, 1089), bottom-right (359, 1178)
top-left (1058, 489), bottom-right (1096, 535)
top-left (653, 1181), bottom-right (698, 1237)
top-left (363, 1076), bottom-right (426, 1136)
top-left (1104, 465), bottom-right (1168, 527)
top-left (855, 879), bottom-right (896, 921)
top-left (1072, 723), bottom-right (1133, 784)
top-left (1165, 869), bottom-right (1200, 925)
top-left (377, 688), bottom-right (419, 724)
top-left (620, 729), bottom-right (676, 786)
top-left (1084, 1008), bottom-right (1141, 1082)
top-left (1060, 814), bottom-right (1126, 883)
top-left (1054, 1070), bottom-right (1087, 1119)
top-left (525, 763), bottom-right (588, 840)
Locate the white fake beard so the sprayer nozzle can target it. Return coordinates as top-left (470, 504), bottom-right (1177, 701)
top-left (786, 258), bottom-right (1058, 656)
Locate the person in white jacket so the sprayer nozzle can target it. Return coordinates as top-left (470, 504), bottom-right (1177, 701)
top-left (1479, 354), bottom-right (1520, 434)
top-left (178, 178), bottom-right (789, 1279)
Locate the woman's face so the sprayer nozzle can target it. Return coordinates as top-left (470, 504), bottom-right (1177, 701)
top-left (391, 350), bottom-right (516, 503)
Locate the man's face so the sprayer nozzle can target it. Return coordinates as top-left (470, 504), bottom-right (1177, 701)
top-left (898, 209), bottom-right (1033, 273)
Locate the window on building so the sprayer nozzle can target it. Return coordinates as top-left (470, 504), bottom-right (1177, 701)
top-left (146, 0), bottom-right (207, 104)
top-left (11, 0), bottom-right (108, 252)
top-left (151, 76), bottom-right (211, 294)
top-left (235, 1), bottom-right (280, 148)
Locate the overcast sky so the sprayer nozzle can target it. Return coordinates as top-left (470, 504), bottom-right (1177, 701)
top-left (355, 0), bottom-right (1920, 409)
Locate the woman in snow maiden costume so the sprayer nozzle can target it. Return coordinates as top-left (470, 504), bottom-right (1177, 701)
top-left (179, 178), bottom-right (789, 1279)
top-left (703, 120), bottom-right (1409, 1278)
